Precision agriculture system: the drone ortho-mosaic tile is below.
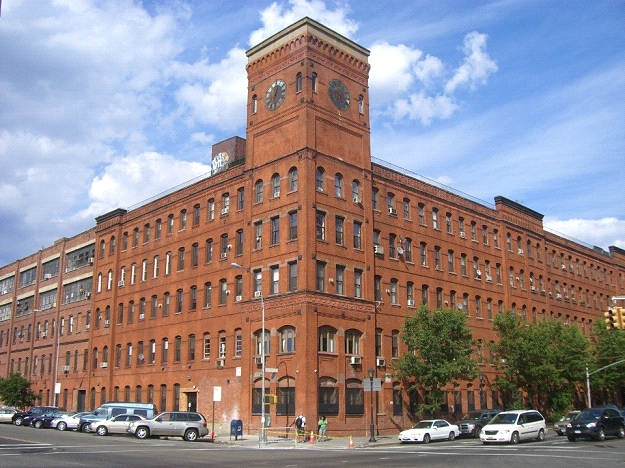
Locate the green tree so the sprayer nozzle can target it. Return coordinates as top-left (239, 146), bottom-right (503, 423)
top-left (589, 326), bottom-right (625, 404)
top-left (0, 372), bottom-right (38, 409)
top-left (394, 305), bottom-right (478, 416)
top-left (489, 311), bottom-right (591, 417)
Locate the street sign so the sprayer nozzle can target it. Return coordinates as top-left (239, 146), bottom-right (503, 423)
top-left (363, 378), bottom-right (382, 391)
top-left (264, 367), bottom-right (278, 373)
top-left (213, 386), bottom-right (222, 402)
top-left (253, 372), bottom-right (263, 377)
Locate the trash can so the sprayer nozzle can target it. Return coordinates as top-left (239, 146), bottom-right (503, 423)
top-left (230, 419), bottom-right (243, 440)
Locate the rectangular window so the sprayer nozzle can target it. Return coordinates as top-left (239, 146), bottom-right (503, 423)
top-left (335, 217), bottom-right (344, 245)
top-left (288, 262), bottom-right (297, 292)
top-left (270, 266), bottom-right (279, 294)
top-left (353, 221), bottom-right (362, 249)
top-left (288, 212), bottom-right (297, 240)
top-left (336, 265), bottom-right (345, 295)
top-left (316, 211), bottom-right (326, 240)
top-left (316, 261), bottom-right (326, 292)
top-left (271, 216), bottom-right (280, 245)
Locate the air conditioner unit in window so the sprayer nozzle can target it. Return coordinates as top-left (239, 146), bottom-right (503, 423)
top-left (41, 332), bottom-right (47, 338)
top-left (273, 190), bottom-right (280, 198)
top-left (374, 245), bottom-right (384, 255)
top-left (100, 362), bottom-right (108, 368)
top-left (61, 365), bottom-right (70, 372)
top-left (221, 208), bottom-right (229, 215)
top-left (254, 291), bottom-right (262, 298)
top-left (530, 286), bottom-right (536, 292)
top-left (216, 359), bottom-right (225, 368)
top-left (139, 314), bottom-right (145, 320)
top-left (85, 324), bottom-right (90, 330)
top-left (353, 196), bottom-right (361, 204)
top-left (561, 265), bottom-right (566, 270)
top-left (235, 295), bottom-right (242, 302)
top-left (118, 280), bottom-right (125, 287)
top-left (220, 252), bottom-right (228, 259)
top-left (518, 248), bottom-right (524, 255)
top-left (88, 257), bottom-right (94, 265)
top-left (104, 319), bottom-right (110, 327)
top-left (86, 292), bottom-right (91, 299)
top-left (460, 232), bottom-right (467, 239)
top-left (376, 358), bottom-right (386, 367)
top-left (388, 207), bottom-right (397, 215)
top-left (43, 273), bottom-right (52, 280)
top-left (486, 275), bottom-right (492, 282)
top-left (476, 270), bottom-right (482, 277)
top-left (350, 356), bottom-right (362, 365)
top-left (407, 299), bottom-right (415, 307)
top-left (255, 356), bottom-right (264, 365)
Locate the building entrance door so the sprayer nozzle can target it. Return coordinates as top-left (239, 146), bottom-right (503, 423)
top-left (186, 392), bottom-right (197, 412)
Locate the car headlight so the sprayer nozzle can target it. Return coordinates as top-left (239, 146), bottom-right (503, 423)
top-left (499, 429), bottom-right (511, 434)
top-left (586, 422), bottom-right (597, 428)
top-left (467, 424), bottom-right (475, 429)
top-left (566, 423), bottom-right (572, 428)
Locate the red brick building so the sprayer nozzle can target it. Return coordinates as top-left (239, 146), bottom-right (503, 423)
top-left (1, 18), bottom-right (625, 436)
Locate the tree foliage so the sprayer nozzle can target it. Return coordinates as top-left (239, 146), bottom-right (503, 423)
top-left (394, 305), bottom-right (478, 416)
top-left (589, 326), bottom-right (625, 403)
top-left (0, 372), bottom-right (38, 409)
top-left (489, 311), bottom-right (591, 417)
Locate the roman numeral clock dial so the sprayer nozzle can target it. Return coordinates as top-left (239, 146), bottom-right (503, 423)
top-left (265, 79), bottom-right (287, 110)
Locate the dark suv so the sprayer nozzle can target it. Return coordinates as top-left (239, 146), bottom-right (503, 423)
top-left (566, 405), bottom-right (625, 442)
top-left (12, 406), bottom-right (60, 426)
top-left (458, 409), bottom-right (500, 437)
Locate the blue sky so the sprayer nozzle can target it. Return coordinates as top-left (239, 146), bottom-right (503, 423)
top-left (0, 0), bottom-right (624, 266)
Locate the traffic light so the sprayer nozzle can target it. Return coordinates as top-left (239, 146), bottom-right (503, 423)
top-left (618, 307), bottom-right (625, 329)
top-left (605, 308), bottom-right (617, 330)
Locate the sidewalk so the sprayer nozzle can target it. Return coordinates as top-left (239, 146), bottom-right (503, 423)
top-left (213, 433), bottom-right (398, 449)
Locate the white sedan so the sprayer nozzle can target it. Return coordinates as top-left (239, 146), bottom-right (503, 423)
top-left (398, 419), bottom-right (459, 443)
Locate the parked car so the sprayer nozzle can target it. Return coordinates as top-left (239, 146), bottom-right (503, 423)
top-left (92, 414), bottom-right (146, 436)
top-left (553, 410), bottom-right (581, 436)
top-left (480, 409), bottom-right (547, 444)
top-left (30, 410), bottom-right (69, 429)
top-left (398, 419), bottom-right (459, 443)
top-left (78, 402), bottom-right (157, 432)
top-left (0, 408), bottom-right (17, 423)
top-left (566, 405), bottom-right (625, 441)
top-left (127, 411), bottom-right (209, 441)
top-left (12, 406), bottom-right (60, 426)
top-left (457, 409), bottom-right (500, 438)
top-left (51, 412), bottom-right (91, 431)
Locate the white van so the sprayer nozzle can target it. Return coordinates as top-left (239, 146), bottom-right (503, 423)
top-left (479, 409), bottom-right (546, 444)
top-left (78, 402), bottom-right (157, 433)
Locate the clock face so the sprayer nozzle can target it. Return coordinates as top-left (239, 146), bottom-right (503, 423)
top-left (328, 79), bottom-right (350, 110)
top-left (265, 79), bottom-right (287, 110)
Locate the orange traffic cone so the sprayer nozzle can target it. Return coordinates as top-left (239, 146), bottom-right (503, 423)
top-left (309, 431), bottom-right (316, 444)
top-left (348, 436), bottom-right (354, 449)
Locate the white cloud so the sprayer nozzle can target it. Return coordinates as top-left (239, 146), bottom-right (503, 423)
top-left (369, 31), bottom-right (496, 126)
top-left (82, 152), bottom-right (211, 219)
top-left (393, 92), bottom-right (458, 125)
top-left (445, 31), bottom-right (497, 93)
top-left (249, 0), bottom-right (358, 46)
top-left (172, 48), bottom-right (248, 132)
top-left (543, 217), bottom-right (625, 251)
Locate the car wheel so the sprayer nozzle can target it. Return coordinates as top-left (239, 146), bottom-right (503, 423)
top-left (448, 431), bottom-right (455, 441)
top-left (14, 417), bottom-right (23, 426)
top-left (34, 420), bottom-right (43, 429)
top-left (57, 421), bottom-right (67, 431)
top-left (510, 431), bottom-right (520, 444)
top-left (135, 426), bottom-right (149, 439)
top-left (184, 429), bottom-right (199, 442)
top-left (618, 426), bottom-right (625, 439)
top-left (596, 428), bottom-right (606, 441)
top-left (536, 429), bottom-right (545, 441)
top-left (567, 435), bottom-right (576, 442)
top-left (96, 426), bottom-right (108, 436)
top-left (423, 433), bottom-right (431, 444)
top-left (81, 423), bottom-right (91, 433)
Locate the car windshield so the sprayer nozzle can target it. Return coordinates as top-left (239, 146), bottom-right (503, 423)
top-left (562, 412), bottom-right (579, 420)
top-left (412, 421), bottom-right (433, 429)
top-left (489, 413), bottom-right (519, 425)
top-left (578, 409), bottom-right (602, 420)
top-left (460, 412), bottom-right (482, 421)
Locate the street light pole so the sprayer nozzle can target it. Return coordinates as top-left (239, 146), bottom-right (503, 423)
top-left (368, 367), bottom-right (376, 442)
top-left (231, 263), bottom-right (266, 443)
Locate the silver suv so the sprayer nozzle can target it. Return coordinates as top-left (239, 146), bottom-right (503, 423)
top-left (127, 411), bottom-right (209, 441)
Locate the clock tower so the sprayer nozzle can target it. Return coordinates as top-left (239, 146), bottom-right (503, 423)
top-left (245, 17), bottom-right (371, 169)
